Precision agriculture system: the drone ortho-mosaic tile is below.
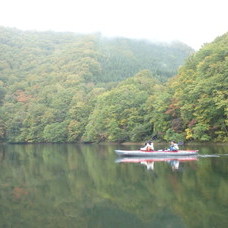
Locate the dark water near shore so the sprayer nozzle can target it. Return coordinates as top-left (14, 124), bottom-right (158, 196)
top-left (0, 143), bottom-right (227, 228)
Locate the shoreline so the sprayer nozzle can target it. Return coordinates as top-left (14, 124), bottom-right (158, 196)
top-left (1, 141), bottom-right (228, 146)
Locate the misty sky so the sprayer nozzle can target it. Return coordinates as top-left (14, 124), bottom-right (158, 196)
top-left (0, 0), bottom-right (227, 49)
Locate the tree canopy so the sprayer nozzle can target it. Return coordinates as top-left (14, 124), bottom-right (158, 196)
top-left (0, 27), bottom-right (227, 143)
top-left (148, 33), bottom-right (228, 142)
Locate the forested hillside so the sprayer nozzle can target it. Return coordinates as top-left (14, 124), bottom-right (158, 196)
top-left (149, 33), bottom-right (228, 142)
top-left (0, 27), bottom-right (227, 143)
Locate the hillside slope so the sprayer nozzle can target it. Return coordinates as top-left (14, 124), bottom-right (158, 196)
top-left (5, 27), bottom-right (227, 143)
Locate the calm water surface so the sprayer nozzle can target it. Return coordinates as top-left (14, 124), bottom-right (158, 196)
top-left (0, 143), bottom-right (227, 228)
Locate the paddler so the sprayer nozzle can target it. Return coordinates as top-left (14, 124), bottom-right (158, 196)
top-left (169, 141), bottom-right (179, 151)
top-left (140, 141), bottom-right (154, 151)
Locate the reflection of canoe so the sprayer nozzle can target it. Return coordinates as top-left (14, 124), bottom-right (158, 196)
top-left (116, 156), bottom-right (198, 171)
top-left (115, 150), bottom-right (198, 157)
top-left (115, 156), bottom-right (198, 163)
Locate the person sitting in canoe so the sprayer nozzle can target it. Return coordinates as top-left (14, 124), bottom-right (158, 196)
top-left (140, 141), bottom-right (154, 151)
top-left (169, 141), bottom-right (179, 151)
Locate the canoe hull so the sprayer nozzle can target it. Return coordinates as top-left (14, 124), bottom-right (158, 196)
top-left (115, 149), bottom-right (198, 157)
top-left (115, 156), bottom-right (198, 163)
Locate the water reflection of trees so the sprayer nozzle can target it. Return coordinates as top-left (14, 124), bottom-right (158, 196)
top-left (0, 144), bottom-right (227, 227)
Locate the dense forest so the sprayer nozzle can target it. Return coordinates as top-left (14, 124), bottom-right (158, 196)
top-left (0, 27), bottom-right (227, 143)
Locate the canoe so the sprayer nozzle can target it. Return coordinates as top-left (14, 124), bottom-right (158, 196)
top-left (115, 149), bottom-right (198, 157)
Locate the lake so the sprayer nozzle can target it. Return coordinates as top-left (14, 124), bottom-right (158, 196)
top-left (0, 143), bottom-right (228, 228)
